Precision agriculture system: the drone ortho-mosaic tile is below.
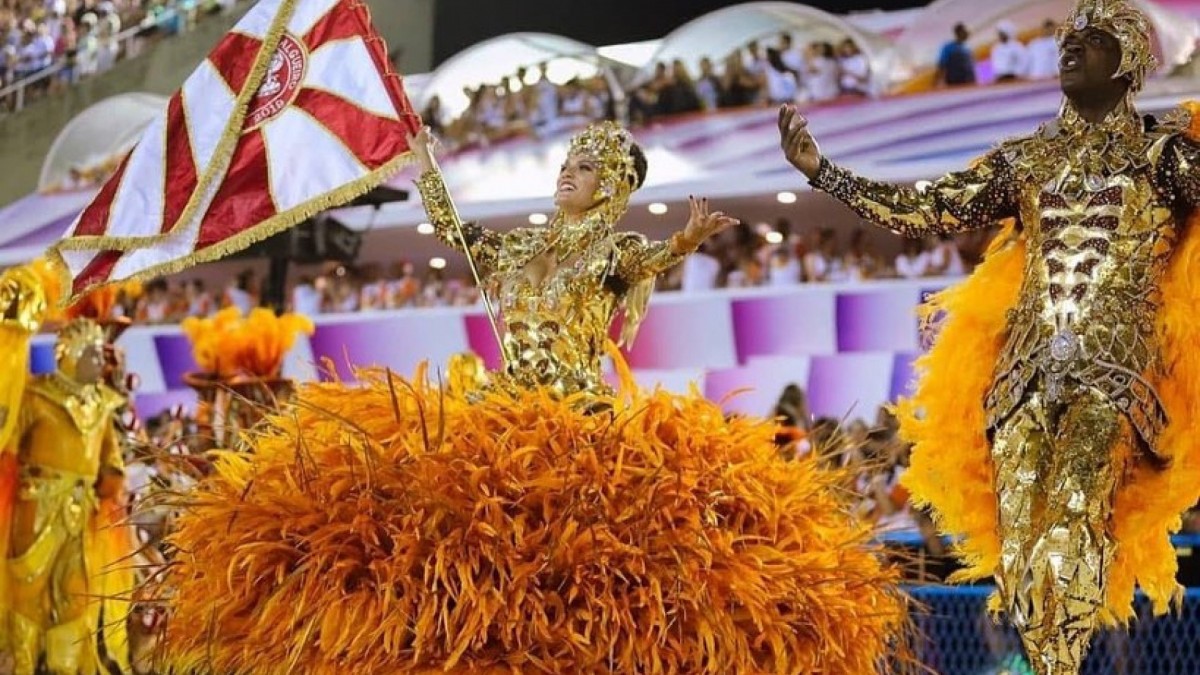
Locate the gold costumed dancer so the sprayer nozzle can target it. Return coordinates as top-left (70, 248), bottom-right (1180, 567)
top-left (779, 1), bottom-right (1200, 673)
top-left (152, 122), bottom-right (911, 673)
top-left (0, 263), bottom-right (139, 675)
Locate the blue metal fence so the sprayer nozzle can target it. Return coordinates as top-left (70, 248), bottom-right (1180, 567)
top-left (888, 534), bottom-right (1200, 674)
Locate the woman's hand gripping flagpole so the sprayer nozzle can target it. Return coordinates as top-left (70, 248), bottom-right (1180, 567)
top-left (407, 126), bottom-right (509, 369)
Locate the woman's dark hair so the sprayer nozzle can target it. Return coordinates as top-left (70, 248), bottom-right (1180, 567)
top-left (629, 142), bottom-right (648, 189)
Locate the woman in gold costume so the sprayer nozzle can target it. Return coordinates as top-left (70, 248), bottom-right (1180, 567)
top-left (0, 263), bottom-right (137, 675)
top-left (411, 120), bottom-right (734, 395)
top-left (155, 121), bottom-right (911, 674)
top-left (779, 0), bottom-right (1200, 673)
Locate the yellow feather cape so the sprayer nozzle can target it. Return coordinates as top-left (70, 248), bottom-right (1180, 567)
top-left (156, 361), bottom-right (911, 674)
top-left (898, 102), bottom-right (1200, 623)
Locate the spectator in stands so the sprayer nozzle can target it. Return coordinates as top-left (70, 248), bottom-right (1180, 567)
top-left (136, 278), bottom-right (172, 323)
top-left (657, 58), bottom-right (701, 116)
top-left (358, 263), bottom-right (387, 310)
top-left (556, 77), bottom-right (598, 131)
top-left (94, 3), bottom-right (120, 74)
top-left (804, 42), bottom-right (840, 103)
top-left (928, 233), bottom-right (966, 276)
top-left (223, 269), bottom-right (257, 313)
top-left (837, 39), bottom-right (870, 97)
top-left (420, 267), bottom-right (446, 307)
top-left (725, 254), bottom-right (764, 288)
top-left (529, 63), bottom-right (559, 133)
top-left (802, 227), bottom-right (839, 282)
top-left (1026, 19), bottom-right (1060, 80)
top-left (330, 272), bottom-right (360, 313)
top-left (774, 383), bottom-right (810, 431)
top-left (694, 56), bottom-right (723, 111)
top-left (627, 61), bottom-right (668, 125)
top-left (75, 13), bottom-right (98, 77)
top-left (289, 275), bottom-right (321, 315)
top-left (990, 20), bottom-right (1028, 82)
top-left (586, 74), bottom-right (615, 121)
top-left (759, 42), bottom-right (798, 105)
top-left (894, 238), bottom-right (931, 279)
top-left (183, 278), bottom-right (213, 317)
top-left (767, 247), bottom-right (801, 286)
top-left (934, 23), bottom-right (976, 87)
top-left (843, 228), bottom-right (881, 280)
top-left (720, 51), bottom-right (762, 107)
top-left (776, 32), bottom-right (807, 89)
top-left (0, 42), bottom-right (15, 89)
top-left (386, 260), bottom-right (420, 308)
top-left (51, 14), bottom-right (76, 91)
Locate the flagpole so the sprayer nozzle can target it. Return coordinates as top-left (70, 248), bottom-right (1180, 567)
top-left (424, 162), bottom-right (509, 369)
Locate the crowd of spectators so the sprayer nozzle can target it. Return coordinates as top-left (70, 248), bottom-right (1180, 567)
top-left (108, 218), bottom-right (992, 325)
top-left (663, 218), bottom-right (993, 293)
top-left (430, 13), bottom-right (1093, 150)
top-left (0, 0), bottom-right (237, 109)
top-left (424, 32), bottom-right (874, 150)
top-left (934, 19), bottom-right (1062, 87)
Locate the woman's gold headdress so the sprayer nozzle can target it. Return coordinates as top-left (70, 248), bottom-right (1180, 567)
top-left (566, 122), bottom-right (642, 223)
top-left (1058, 0), bottom-right (1156, 92)
top-left (55, 318), bottom-right (106, 380)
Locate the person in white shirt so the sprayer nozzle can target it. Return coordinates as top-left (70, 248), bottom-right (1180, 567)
top-left (805, 42), bottom-right (840, 102)
top-left (775, 33), bottom-right (807, 98)
top-left (990, 21), bottom-right (1028, 82)
top-left (837, 39), bottom-right (871, 97)
top-left (767, 249), bottom-right (801, 286)
top-left (927, 234), bottom-right (966, 276)
top-left (802, 228), bottom-right (840, 281)
top-left (894, 239), bottom-right (931, 279)
top-left (1025, 19), bottom-right (1060, 80)
top-left (680, 243), bottom-right (721, 292)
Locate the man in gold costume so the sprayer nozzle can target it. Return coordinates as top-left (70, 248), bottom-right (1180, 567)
top-left (0, 265), bottom-right (135, 674)
top-left (779, 0), bottom-right (1198, 673)
top-left (409, 121), bottom-right (736, 396)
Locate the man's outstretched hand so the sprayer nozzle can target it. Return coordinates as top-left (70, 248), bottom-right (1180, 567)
top-left (778, 104), bottom-right (822, 180)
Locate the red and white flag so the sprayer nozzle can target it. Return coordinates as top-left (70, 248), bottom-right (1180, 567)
top-left (49, 0), bottom-right (420, 299)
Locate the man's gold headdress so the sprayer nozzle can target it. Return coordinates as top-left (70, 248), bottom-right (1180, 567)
top-left (55, 318), bottom-right (106, 380)
top-left (566, 122), bottom-right (642, 223)
top-left (1058, 0), bottom-right (1156, 92)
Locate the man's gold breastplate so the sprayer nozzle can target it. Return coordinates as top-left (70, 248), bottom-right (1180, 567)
top-left (495, 230), bottom-right (621, 396)
top-left (985, 163), bottom-right (1177, 456)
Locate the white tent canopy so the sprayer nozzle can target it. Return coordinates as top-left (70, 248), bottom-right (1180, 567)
top-left (416, 33), bottom-right (606, 117)
top-left (899, 0), bottom-right (1198, 73)
top-left (640, 2), bottom-right (907, 89)
top-left (39, 93), bottom-right (166, 193)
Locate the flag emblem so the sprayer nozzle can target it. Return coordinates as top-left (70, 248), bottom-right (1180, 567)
top-left (248, 33), bottom-right (307, 130)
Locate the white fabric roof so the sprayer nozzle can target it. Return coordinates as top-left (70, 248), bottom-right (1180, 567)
top-left (416, 32), bottom-right (604, 116)
top-left (39, 93), bottom-right (166, 193)
top-left (641, 2), bottom-right (907, 88)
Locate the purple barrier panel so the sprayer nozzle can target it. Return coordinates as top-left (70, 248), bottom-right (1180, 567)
top-left (29, 342), bottom-right (55, 374)
top-left (134, 389), bottom-right (198, 421)
top-left (806, 352), bottom-right (895, 422)
top-left (622, 295), bottom-right (736, 370)
top-left (308, 313), bottom-right (469, 382)
top-left (705, 355), bottom-right (812, 418)
top-left (730, 289), bottom-right (836, 362)
top-left (464, 312), bottom-right (505, 371)
top-left (890, 351), bottom-right (921, 400)
top-left (835, 286), bottom-right (924, 353)
top-left (153, 334), bottom-right (200, 390)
